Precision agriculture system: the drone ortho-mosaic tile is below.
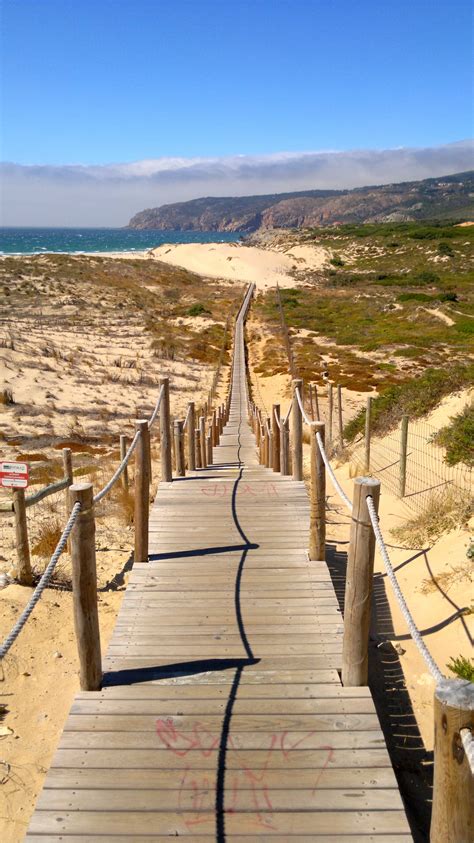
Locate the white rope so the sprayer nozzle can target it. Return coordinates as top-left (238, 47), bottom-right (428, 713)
top-left (460, 728), bottom-right (474, 775)
top-left (148, 384), bottom-right (164, 429)
top-left (366, 495), bottom-right (443, 683)
top-left (295, 387), bottom-right (312, 425)
top-left (283, 402), bottom-right (293, 425)
top-left (93, 429), bottom-right (140, 504)
top-left (273, 406), bottom-right (281, 430)
top-left (0, 502), bottom-right (81, 659)
top-left (316, 431), bottom-right (352, 510)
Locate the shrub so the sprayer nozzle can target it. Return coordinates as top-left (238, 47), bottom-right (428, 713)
top-left (187, 303), bottom-right (210, 317)
top-left (391, 487), bottom-right (472, 546)
top-left (432, 404), bottom-right (474, 467)
top-left (344, 364), bottom-right (474, 441)
top-left (329, 255), bottom-right (344, 267)
top-left (438, 241), bottom-right (454, 257)
top-left (447, 655), bottom-right (474, 682)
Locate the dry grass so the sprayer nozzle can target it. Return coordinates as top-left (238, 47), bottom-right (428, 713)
top-left (0, 388), bottom-right (14, 405)
top-left (31, 519), bottom-right (63, 558)
top-left (391, 486), bottom-right (472, 547)
top-left (114, 486), bottom-right (135, 526)
top-left (420, 561), bottom-right (473, 595)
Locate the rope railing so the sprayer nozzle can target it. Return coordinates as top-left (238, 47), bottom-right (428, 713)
top-left (366, 494), bottom-right (444, 684)
top-left (148, 383), bottom-right (164, 429)
top-left (0, 501), bottom-right (81, 659)
top-left (93, 429), bottom-right (140, 505)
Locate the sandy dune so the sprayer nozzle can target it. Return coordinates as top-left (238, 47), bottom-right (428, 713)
top-left (148, 241), bottom-right (329, 289)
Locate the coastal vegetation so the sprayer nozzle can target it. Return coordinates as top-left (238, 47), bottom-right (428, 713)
top-left (253, 221), bottom-right (473, 394)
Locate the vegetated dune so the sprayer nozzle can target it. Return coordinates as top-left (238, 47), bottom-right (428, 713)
top-left (0, 253), bottom-right (243, 842)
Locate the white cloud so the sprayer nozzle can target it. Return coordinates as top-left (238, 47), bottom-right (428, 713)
top-left (1, 141), bottom-right (472, 226)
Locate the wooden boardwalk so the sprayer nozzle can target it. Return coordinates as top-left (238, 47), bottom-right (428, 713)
top-left (27, 301), bottom-right (412, 840)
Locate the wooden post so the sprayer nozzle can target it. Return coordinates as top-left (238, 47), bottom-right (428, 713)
top-left (62, 447), bottom-right (73, 485)
top-left (199, 416), bottom-right (207, 468)
top-left (266, 419), bottom-right (272, 468)
top-left (364, 396), bottom-right (372, 473)
top-left (207, 431), bottom-right (213, 465)
top-left (292, 378), bottom-right (303, 481)
top-left (314, 383), bottom-right (320, 421)
top-left (68, 482), bottom-right (101, 691)
top-left (431, 679), bottom-right (474, 843)
top-left (260, 426), bottom-right (265, 465)
top-left (119, 436), bottom-right (129, 491)
top-left (309, 422), bottom-right (326, 561)
top-left (309, 384), bottom-right (315, 420)
top-left (272, 404), bottom-right (281, 473)
top-left (174, 420), bottom-right (185, 477)
top-left (399, 415), bottom-right (409, 497)
top-left (13, 488), bottom-right (32, 586)
top-left (187, 402), bottom-right (196, 471)
top-left (212, 410), bottom-right (219, 446)
top-left (337, 384), bottom-right (344, 450)
top-left (281, 416), bottom-right (290, 476)
top-left (195, 428), bottom-right (202, 469)
top-left (134, 420), bottom-right (150, 564)
top-left (159, 377), bottom-right (172, 482)
top-left (342, 477), bottom-right (381, 686)
top-left (255, 413), bottom-right (261, 446)
top-left (328, 383), bottom-right (333, 444)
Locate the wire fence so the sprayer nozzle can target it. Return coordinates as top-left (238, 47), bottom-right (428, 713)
top-left (346, 417), bottom-right (473, 515)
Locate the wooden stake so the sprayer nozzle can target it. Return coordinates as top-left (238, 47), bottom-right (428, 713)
top-left (174, 420), bottom-right (185, 477)
top-left (281, 416), bottom-right (290, 476)
top-left (314, 383), bottom-right (320, 421)
top-left (13, 488), bottom-right (32, 586)
top-left (342, 477), bottom-right (380, 686)
top-left (68, 482), bottom-right (101, 691)
top-left (337, 384), bottom-right (344, 450)
top-left (199, 416), bottom-right (207, 468)
top-left (431, 679), bottom-right (474, 843)
top-left (212, 411), bottom-right (219, 446)
top-left (272, 404), bottom-right (281, 473)
top-left (292, 378), bottom-right (303, 481)
top-left (399, 415), bottom-right (409, 497)
top-left (328, 383), bottom-right (333, 444)
top-left (266, 419), bottom-right (272, 468)
top-left (119, 436), bottom-right (129, 491)
top-left (309, 422), bottom-right (326, 561)
top-left (195, 428), bottom-right (202, 469)
top-left (207, 430), bottom-right (213, 465)
top-left (159, 377), bottom-right (172, 483)
top-left (187, 402), bottom-right (196, 471)
top-left (134, 420), bottom-right (150, 564)
top-left (309, 384), bottom-right (315, 420)
top-left (62, 447), bottom-right (73, 485)
top-left (364, 396), bottom-right (372, 473)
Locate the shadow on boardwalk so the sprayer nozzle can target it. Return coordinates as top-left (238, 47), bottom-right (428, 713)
top-left (326, 542), bottom-right (433, 843)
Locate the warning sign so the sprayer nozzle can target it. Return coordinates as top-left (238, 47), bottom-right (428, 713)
top-left (0, 462), bottom-right (29, 489)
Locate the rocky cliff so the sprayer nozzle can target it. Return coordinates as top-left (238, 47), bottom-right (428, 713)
top-left (127, 172), bottom-right (474, 231)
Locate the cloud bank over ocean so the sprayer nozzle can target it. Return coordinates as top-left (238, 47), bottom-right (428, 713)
top-left (1, 141), bottom-right (472, 226)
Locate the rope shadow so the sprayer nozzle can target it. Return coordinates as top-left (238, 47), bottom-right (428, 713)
top-left (326, 543), bottom-right (433, 843)
top-left (102, 657), bottom-right (260, 687)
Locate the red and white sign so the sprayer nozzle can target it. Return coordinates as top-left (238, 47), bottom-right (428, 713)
top-left (0, 462), bottom-right (29, 489)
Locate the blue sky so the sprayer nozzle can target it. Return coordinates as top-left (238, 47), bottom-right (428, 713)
top-left (2, 0), bottom-right (472, 165)
top-left (1, 0), bottom-right (472, 225)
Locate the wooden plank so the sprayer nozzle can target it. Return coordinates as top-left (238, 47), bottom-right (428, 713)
top-left (27, 309), bottom-right (411, 841)
top-left (28, 810), bottom-right (411, 836)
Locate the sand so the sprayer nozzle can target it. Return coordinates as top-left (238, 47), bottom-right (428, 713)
top-left (148, 241), bottom-right (330, 289)
top-left (1, 242), bottom-right (471, 839)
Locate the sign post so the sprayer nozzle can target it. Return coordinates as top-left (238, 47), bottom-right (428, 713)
top-left (0, 462), bottom-right (29, 489)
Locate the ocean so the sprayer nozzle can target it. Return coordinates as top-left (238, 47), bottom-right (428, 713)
top-left (0, 228), bottom-right (244, 255)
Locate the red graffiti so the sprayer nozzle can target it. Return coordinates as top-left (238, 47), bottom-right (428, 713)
top-left (156, 717), bottom-right (334, 830)
top-left (200, 482), bottom-right (279, 498)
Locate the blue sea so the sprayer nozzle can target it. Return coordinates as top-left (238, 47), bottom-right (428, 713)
top-left (0, 228), bottom-right (244, 255)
